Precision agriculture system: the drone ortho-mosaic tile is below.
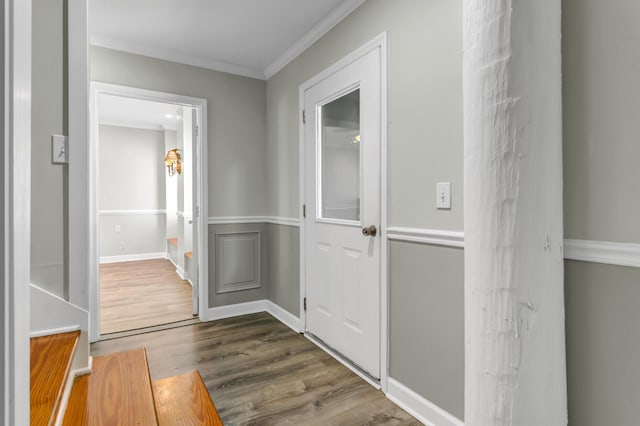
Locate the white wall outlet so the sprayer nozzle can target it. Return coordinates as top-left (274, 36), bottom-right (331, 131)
top-left (114, 224), bottom-right (121, 233)
top-left (119, 241), bottom-right (125, 250)
top-left (51, 135), bottom-right (68, 164)
top-left (436, 182), bottom-right (451, 209)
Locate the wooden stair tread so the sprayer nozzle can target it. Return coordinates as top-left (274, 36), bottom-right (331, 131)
top-left (153, 371), bottom-right (223, 426)
top-left (30, 330), bottom-right (80, 426)
top-left (185, 251), bottom-right (193, 259)
top-left (63, 348), bottom-right (158, 426)
top-left (167, 237), bottom-right (178, 247)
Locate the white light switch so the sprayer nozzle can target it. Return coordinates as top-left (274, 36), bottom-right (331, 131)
top-left (436, 182), bottom-right (451, 209)
top-left (51, 135), bottom-right (68, 164)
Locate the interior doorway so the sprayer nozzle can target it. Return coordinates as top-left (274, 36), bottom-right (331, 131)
top-left (89, 83), bottom-right (208, 341)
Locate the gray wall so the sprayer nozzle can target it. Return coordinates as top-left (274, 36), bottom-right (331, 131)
top-left (91, 46), bottom-right (268, 218)
top-left (565, 261), bottom-right (640, 426)
top-left (265, 0), bottom-right (465, 418)
top-left (1, 0), bottom-right (5, 415)
top-left (562, 0), bottom-right (640, 423)
top-left (266, 0), bottom-right (463, 228)
top-left (99, 125), bottom-right (166, 258)
top-left (31, 0), bottom-right (66, 297)
top-left (389, 242), bottom-right (464, 420)
top-left (267, 224), bottom-right (300, 316)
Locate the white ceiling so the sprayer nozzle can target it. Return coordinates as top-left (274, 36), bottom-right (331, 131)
top-left (89, 0), bottom-right (365, 80)
top-left (99, 95), bottom-right (182, 131)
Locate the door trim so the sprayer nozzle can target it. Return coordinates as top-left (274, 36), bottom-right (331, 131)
top-left (88, 82), bottom-right (208, 341)
top-left (298, 32), bottom-right (388, 391)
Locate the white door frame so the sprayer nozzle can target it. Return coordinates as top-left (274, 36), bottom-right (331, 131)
top-left (298, 33), bottom-right (388, 390)
top-left (3, 0), bottom-right (32, 423)
top-left (89, 82), bottom-right (208, 342)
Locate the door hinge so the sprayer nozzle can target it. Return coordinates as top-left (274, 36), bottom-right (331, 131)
top-left (302, 109), bottom-right (306, 124)
top-left (303, 204), bottom-right (306, 218)
top-left (304, 297), bottom-right (307, 311)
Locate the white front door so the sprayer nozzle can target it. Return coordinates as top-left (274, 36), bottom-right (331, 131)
top-left (304, 46), bottom-right (382, 379)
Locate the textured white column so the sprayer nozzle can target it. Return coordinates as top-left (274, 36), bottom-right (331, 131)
top-left (463, 1), bottom-right (567, 424)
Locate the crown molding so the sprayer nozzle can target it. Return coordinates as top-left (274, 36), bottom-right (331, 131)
top-left (91, 0), bottom-right (365, 81)
top-left (264, 0), bottom-right (367, 79)
top-left (91, 36), bottom-right (266, 80)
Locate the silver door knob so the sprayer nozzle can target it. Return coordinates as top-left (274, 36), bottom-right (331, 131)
top-left (362, 225), bottom-right (377, 237)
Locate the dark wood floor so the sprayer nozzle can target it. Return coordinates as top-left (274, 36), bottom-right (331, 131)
top-left (91, 312), bottom-right (420, 425)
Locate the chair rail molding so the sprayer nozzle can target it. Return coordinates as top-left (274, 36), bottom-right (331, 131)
top-left (387, 227), bottom-right (464, 248)
top-left (564, 239), bottom-right (640, 268)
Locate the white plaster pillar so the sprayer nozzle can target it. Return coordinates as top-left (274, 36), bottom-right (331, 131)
top-left (462, 0), bottom-right (567, 424)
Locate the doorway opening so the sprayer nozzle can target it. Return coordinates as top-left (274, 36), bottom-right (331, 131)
top-left (89, 83), bottom-right (208, 341)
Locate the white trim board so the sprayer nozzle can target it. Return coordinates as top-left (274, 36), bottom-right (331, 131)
top-left (386, 378), bottom-right (464, 426)
top-left (99, 119), bottom-right (172, 132)
top-left (100, 209), bottom-right (166, 216)
top-left (387, 227), bottom-right (465, 248)
top-left (387, 229), bottom-right (640, 269)
top-left (99, 252), bottom-right (167, 264)
top-left (207, 216), bottom-right (301, 227)
top-left (205, 300), bottom-right (302, 333)
top-left (564, 239), bottom-right (640, 268)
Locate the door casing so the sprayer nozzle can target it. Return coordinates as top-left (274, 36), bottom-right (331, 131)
top-left (298, 33), bottom-right (388, 390)
top-left (88, 82), bottom-right (208, 342)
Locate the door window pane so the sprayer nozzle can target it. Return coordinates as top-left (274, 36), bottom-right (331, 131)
top-left (320, 89), bottom-right (360, 221)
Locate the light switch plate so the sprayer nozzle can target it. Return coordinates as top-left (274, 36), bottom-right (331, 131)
top-left (51, 135), bottom-right (68, 164)
top-left (436, 182), bottom-right (451, 209)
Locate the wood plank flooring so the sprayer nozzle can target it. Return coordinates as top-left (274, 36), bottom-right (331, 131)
top-left (153, 371), bottom-right (224, 425)
top-left (100, 258), bottom-right (194, 335)
top-left (92, 313), bottom-right (421, 425)
top-left (63, 348), bottom-right (158, 425)
top-left (30, 331), bottom-right (80, 425)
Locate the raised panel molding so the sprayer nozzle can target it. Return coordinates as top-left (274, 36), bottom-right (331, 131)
top-left (215, 231), bottom-right (261, 294)
top-left (100, 209), bottom-right (166, 215)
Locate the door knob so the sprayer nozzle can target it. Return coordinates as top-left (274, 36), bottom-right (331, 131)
top-left (362, 225), bottom-right (377, 237)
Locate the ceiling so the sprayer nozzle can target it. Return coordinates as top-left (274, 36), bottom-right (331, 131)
top-left (89, 0), bottom-right (365, 80)
top-left (99, 95), bottom-right (182, 131)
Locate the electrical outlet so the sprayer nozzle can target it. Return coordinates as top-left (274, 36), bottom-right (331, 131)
top-left (115, 224), bottom-right (121, 233)
top-left (436, 182), bottom-right (451, 209)
top-left (119, 241), bottom-right (125, 250)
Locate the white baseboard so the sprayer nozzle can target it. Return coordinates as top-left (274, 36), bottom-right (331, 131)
top-left (55, 356), bottom-right (93, 426)
top-left (386, 378), bottom-right (463, 426)
top-left (99, 252), bottom-right (167, 264)
top-left (206, 300), bottom-right (268, 321)
top-left (176, 266), bottom-right (186, 280)
top-left (205, 300), bottom-right (302, 333)
top-left (265, 300), bottom-right (302, 333)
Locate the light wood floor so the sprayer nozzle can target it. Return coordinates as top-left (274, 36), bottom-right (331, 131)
top-left (100, 259), bottom-right (195, 335)
top-left (92, 312), bottom-right (421, 426)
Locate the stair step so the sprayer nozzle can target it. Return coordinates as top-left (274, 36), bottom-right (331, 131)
top-left (153, 371), bottom-right (223, 426)
top-left (63, 348), bottom-right (158, 425)
top-left (30, 330), bottom-right (81, 426)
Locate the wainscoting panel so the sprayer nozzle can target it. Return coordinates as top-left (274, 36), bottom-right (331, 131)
top-left (215, 231), bottom-right (262, 294)
top-left (208, 223), bottom-right (269, 308)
